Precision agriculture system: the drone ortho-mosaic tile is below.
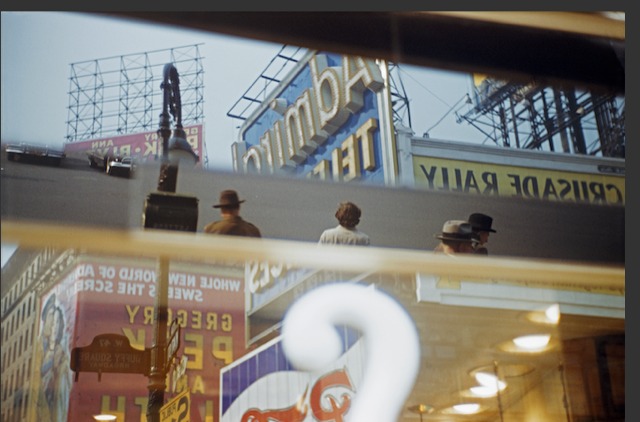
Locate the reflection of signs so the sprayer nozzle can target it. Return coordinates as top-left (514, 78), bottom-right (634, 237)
top-left (166, 318), bottom-right (181, 371)
top-left (246, 261), bottom-right (293, 294)
top-left (240, 368), bottom-right (354, 422)
top-left (70, 333), bottom-right (150, 380)
top-left (160, 389), bottom-right (190, 422)
top-left (171, 355), bottom-right (189, 393)
top-left (241, 389), bottom-right (307, 422)
top-left (310, 369), bottom-right (353, 421)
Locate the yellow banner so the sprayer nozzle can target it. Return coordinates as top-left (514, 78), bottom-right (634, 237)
top-left (413, 156), bottom-right (624, 205)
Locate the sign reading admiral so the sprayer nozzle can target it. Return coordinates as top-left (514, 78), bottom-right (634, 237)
top-left (232, 52), bottom-right (397, 184)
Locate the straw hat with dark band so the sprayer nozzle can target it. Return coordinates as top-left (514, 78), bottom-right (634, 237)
top-left (435, 220), bottom-right (477, 242)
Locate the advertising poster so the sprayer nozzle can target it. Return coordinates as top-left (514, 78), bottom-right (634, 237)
top-left (63, 124), bottom-right (204, 167)
top-left (54, 255), bottom-right (245, 422)
top-left (233, 52), bottom-right (396, 184)
top-left (220, 328), bottom-right (363, 422)
top-left (28, 273), bottom-right (78, 422)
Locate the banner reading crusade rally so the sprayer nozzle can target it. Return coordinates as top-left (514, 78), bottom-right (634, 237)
top-left (412, 155), bottom-right (625, 206)
top-left (60, 255), bottom-right (245, 422)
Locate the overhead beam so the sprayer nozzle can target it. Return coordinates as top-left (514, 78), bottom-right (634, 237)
top-left (103, 12), bottom-right (625, 94)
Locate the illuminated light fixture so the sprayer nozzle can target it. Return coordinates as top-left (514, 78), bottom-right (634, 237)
top-left (496, 334), bottom-right (555, 354)
top-left (468, 385), bottom-right (501, 398)
top-left (545, 304), bottom-right (561, 323)
top-left (93, 415), bottom-right (117, 421)
top-left (454, 403), bottom-right (480, 414)
top-left (513, 334), bottom-right (551, 350)
top-left (470, 363), bottom-right (534, 379)
top-left (525, 303), bottom-right (561, 325)
top-left (475, 372), bottom-right (507, 391)
top-left (441, 403), bottom-right (482, 415)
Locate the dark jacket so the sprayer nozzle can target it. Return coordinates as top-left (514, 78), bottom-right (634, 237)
top-left (204, 216), bottom-right (261, 238)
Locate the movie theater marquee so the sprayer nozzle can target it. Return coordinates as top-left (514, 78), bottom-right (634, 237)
top-left (232, 52), bottom-right (398, 185)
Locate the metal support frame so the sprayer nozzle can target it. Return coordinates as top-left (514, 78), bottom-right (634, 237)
top-left (66, 44), bottom-right (204, 144)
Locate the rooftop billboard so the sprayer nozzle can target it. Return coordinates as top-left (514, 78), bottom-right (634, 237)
top-left (232, 52), bottom-right (397, 184)
top-left (63, 124), bottom-right (204, 166)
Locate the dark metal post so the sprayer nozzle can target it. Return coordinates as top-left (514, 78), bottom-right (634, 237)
top-left (146, 257), bottom-right (170, 422)
top-left (146, 63), bottom-right (189, 422)
top-left (157, 63), bottom-right (179, 193)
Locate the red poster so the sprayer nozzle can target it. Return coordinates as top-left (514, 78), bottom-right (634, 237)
top-left (63, 124), bottom-right (204, 167)
top-left (39, 255), bottom-right (245, 422)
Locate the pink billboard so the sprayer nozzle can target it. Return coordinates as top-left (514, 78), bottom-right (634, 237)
top-left (64, 124), bottom-right (204, 166)
top-left (30, 255), bottom-right (246, 421)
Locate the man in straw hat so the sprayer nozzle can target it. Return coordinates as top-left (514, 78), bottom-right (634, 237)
top-left (433, 220), bottom-right (478, 255)
top-left (204, 189), bottom-right (261, 237)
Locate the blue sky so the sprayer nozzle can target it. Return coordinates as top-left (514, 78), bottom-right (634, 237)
top-left (1, 12), bottom-right (481, 169)
top-left (1, 11), bottom-right (482, 267)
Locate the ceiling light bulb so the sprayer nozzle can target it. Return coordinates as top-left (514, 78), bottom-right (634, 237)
top-left (469, 385), bottom-right (499, 397)
top-left (475, 372), bottom-right (507, 390)
top-left (513, 334), bottom-right (550, 350)
top-left (453, 403), bottom-right (480, 414)
top-left (545, 304), bottom-right (560, 323)
top-left (93, 415), bottom-right (117, 421)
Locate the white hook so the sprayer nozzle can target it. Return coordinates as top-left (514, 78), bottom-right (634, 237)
top-left (282, 283), bottom-right (421, 422)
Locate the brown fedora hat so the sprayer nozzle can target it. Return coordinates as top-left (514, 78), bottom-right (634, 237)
top-left (212, 190), bottom-right (245, 208)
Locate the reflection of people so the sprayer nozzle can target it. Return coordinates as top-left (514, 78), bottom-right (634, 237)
top-left (204, 189), bottom-right (261, 237)
top-left (319, 202), bottom-right (370, 246)
top-left (36, 295), bottom-right (72, 421)
top-left (468, 213), bottom-right (496, 255)
top-left (433, 220), bottom-right (477, 255)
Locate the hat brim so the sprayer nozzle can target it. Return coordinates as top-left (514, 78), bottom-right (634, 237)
top-left (435, 234), bottom-right (477, 243)
top-left (472, 227), bottom-right (497, 233)
top-left (212, 199), bottom-right (245, 208)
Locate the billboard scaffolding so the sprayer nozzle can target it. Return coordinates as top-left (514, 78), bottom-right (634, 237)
top-left (65, 44), bottom-right (205, 147)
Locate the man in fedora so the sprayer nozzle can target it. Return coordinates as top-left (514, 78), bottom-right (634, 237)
top-left (204, 190), bottom-right (261, 237)
top-left (433, 220), bottom-right (478, 255)
top-left (468, 213), bottom-right (496, 255)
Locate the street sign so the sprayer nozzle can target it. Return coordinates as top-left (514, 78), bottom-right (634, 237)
top-left (166, 318), bottom-right (181, 371)
top-left (160, 389), bottom-right (190, 422)
top-left (70, 333), bottom-right (150, 381)
top-left (171, 355), bottom-right (189, 393)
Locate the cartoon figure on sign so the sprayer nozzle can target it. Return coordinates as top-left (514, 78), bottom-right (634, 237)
top-left (36, 294), bottom-right (72, 421)
top-left (240, 368), bottom-right (354, 422)
top-left (309, 369), bottom-right (353, 422)
top-left (241, 386), bottom-right (308, 422)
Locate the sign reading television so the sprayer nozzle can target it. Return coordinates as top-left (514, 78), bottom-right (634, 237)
top-left (232, 52), bottom-right (397, 184)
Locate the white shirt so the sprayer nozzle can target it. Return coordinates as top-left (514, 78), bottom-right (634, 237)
top-left (319, 225), bottom-right (370, 246)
